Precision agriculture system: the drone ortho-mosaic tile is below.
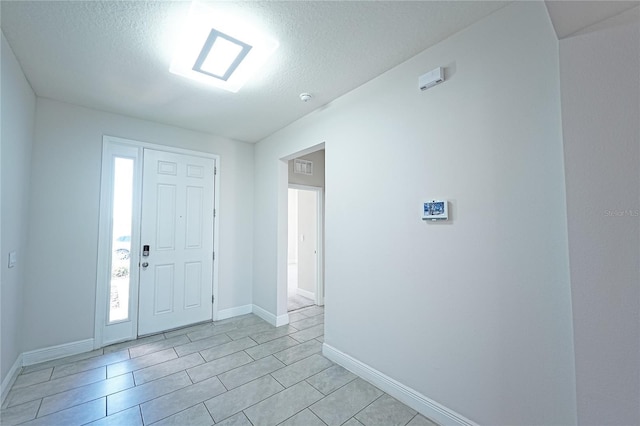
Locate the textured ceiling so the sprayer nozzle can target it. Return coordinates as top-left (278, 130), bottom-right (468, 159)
top-left (2, 1), bottom-right (633, 143)
top-left (545, 0), bottom-right (639, 39)
top-left (1, 1), bottom-right (509, 143)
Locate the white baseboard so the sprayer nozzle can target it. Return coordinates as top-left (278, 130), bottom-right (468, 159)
top-left (252, 304), bottom-right (289, 327)
top-left (22, 338), bottom-right (95, 367)
top-left (274, 312), bottom-right (289, 327)
top-left (216, 304), bottom-right (253, 321)
top-left (1, 354), bottom-right (23, 405)
top-left (322, 344), bottom-right (477, 426)
top-left (296, 288), bottom-right (316, 301)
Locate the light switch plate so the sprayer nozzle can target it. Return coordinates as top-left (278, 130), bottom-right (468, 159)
top-left (8, 251), bottom-right (17, 268)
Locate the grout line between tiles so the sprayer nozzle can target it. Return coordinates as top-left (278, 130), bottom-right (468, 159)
top-left (406, 412), bottom-right (420, 426)
top-left (4, 312), bottom-right (374, 426)
top-left (351, 392), bottom-right (386, 422)
top-left (36, 395), bottom-right (107, 420)
top-left (33, 398), bottom-right (44, 421)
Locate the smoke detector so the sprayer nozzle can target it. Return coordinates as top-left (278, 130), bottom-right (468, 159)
top-left (299, 93), bottom-right (312, 102)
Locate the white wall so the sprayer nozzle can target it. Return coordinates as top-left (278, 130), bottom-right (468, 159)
top-left (254, 2), bottom-right (576, 424)
top-left (559, 7), bottom-right (640, 425)
top-left (0, 34), bottom-right (36, 380)
top-left (23, 98), bottom-right (254, 352)
top-left (1, 33), bottom-right (36, 383)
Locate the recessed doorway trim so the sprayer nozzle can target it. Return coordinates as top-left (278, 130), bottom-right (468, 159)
top-left (277, 142), bottom-right (325, 322)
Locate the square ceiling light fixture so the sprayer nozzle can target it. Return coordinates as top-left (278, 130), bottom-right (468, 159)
top-left (170, 2), bottom-right (279, 92)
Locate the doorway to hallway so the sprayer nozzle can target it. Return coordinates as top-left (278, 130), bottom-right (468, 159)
top-left (287, 186), bottom-right (322, 312)
top-left (277, 146), bottom-right (325, 323)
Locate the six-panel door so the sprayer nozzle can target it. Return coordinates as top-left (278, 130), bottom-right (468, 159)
top-left (138, 149), bottom-right (215, 335)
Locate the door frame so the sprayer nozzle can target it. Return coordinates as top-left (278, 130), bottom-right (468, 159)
top-left (276, 143), bottom-right (326, 322)
top-left (94, 135), bottom-right (220, 349)
top-left (288, 184), bottom-right (324, 306)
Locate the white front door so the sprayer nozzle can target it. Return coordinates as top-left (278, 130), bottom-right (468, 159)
top-left (138, 148), bottom-right (215, 335)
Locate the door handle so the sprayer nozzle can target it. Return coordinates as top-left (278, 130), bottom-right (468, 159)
top-left (141, 262), bottom-right (149, 268)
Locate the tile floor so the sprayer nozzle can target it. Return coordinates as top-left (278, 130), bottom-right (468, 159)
top-left (1, 306), bottom-right (438, 426)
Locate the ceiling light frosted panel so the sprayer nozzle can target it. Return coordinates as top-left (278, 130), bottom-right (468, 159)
top-left (194, 30), bottom-right (252, 81)
top-left (170, 2), bottom-right (278, 92)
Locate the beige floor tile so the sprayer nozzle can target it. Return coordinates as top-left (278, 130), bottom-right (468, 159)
top-left (274, 340), bottom-right (322, 365)
top-left (217, 356), bottom-right (284, 390)
top-left (407, 414), bottom-right (440, 426)
top-left (12, 368), bottom-right (52, 390)
top-left (306, 365), bottom-right (356, 395)
top-left (309, 378), bottom-right (383, 426)
top-left (106, 348), bottom-right (176, 378)
top-left (106, 371), bottom-right (191, 415)
top-left (134, 352), bottom-right (204, 385)
top-left (39, 373), bottom-right (133, 417)
top-left (204, 375), bottom-right (283, 422)
top-left (86, 406), bottom-right (143, 426)
top-left (226, 322), bottom-right (274, 340)
top-left (103, 334), bottom-right (165, 354)
top-left (151, 403), bottom-right (213, 426)
top-left (250, 325), bottom-right (299, 345)
top-left (0, 400), bottom-right (41, 426)
top-left (51, 350), bottom-right (129, 379)
top-left (186, 351), bottom-right (252, 383)
top-left (279, 408), bottom-right (326, 426)
top-left (244, 381), bottom-right (324, 426)
top-left (21, 397), bottom-right (105, 426)
top-left (290, 314), bottom-right (325, 331)
top-left (174, 333), bottom-right (231, 357)
top-left (139, 376), bottom-right (225, 424)
top-left (215, 412), bottom-right (253, 426)
top-left (354, 394), bottom-right (416, 426)
top-left (245, 336), bottom-right (299, 360)
top-left (2, 311), bottom-right (427, 426)
top-left (5, 367), bottom-right (106, 408)
top-left (290, 324), bottom-right (324, 342)
top-left (128, 335), bottom-right (189, 358)
top-left (271, 353), bottom-right (333, 388)
top-left (199, 337), bottom-right (257, 362)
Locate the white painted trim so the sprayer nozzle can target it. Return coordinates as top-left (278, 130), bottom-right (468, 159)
top-left (315, 187), bottom-right (324, 306)
top-left (275, 313), bottom-right (290, 327)
top-left (217, 304), bottom-right (253, 321)
top-left (281, 143), bottom-right (326, 162)
top-left (252, 304), bottom-right (277, 325)
top-left (277, 143), bottom-right (326, 322)
top-left (296, 288), bottom-right (315, 300)
top-left (95, 140), bottom-right (143, 348)
top-left (322, 344), bottom-right (478, 426)
top-left (96, 135), bottom-right (221, 344)
top-left (22, 339), bottom-right (95, 367)
top-left (252, 304), bottom-right (289, 327)
top-left (212, 156), bottom-right (221, 322)
top-left (1, 354), bottom-right (23, 404)
top-left (104, 135), bottom-right (220, 160)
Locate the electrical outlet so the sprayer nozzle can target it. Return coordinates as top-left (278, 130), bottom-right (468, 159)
top-left (8, 251), bottom-right (17, 268)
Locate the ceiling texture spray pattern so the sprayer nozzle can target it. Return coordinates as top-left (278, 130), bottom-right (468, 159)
top-left (1, 1), bottom-right (509, 142)
top-left (3, 1), bottom-right (635, 143)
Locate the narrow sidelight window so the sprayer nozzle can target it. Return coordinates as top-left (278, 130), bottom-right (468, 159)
top-left (109, 157), bottom-right (134, 323)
